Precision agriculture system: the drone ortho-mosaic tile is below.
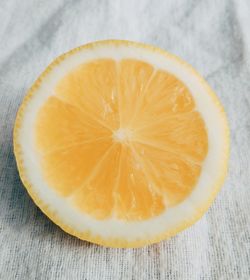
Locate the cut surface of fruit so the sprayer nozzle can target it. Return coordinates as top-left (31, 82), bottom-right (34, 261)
top-left (14, 40), bottom-right (229, 248)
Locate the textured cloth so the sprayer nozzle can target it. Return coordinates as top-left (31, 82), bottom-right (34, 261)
top-left (0, 0), bottom-right (250, 279)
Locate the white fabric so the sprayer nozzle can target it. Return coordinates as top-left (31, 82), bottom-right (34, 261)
top-left (0, 0), bottom-right (249, 279)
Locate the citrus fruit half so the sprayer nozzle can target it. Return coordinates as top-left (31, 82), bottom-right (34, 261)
top-left (14, 40), bottom-right (229, 248)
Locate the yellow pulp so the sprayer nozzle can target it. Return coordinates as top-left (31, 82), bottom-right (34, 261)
top-left (35, 59), bottom-right (208, 221)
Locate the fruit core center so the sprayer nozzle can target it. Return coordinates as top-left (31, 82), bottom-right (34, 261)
top-left (113, 128), bottom-right (132, 143)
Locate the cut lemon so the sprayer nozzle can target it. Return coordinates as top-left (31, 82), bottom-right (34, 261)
top-left (14, 40), bottom-right (229, 248)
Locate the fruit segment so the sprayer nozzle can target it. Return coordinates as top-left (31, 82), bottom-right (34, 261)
top-left (55, 59), bottom-right (119, 130)
top-left (118, 59), bottom-right (154, 126)
top-left (35, 96), bottom-right (112, 196)
top-left (72, 144), bottom-right (121, 219)
top-left (114, 145), bottom-right (165, 220)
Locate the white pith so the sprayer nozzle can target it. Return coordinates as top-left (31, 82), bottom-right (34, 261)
top-left (17, 42), bottom-right (228, 241)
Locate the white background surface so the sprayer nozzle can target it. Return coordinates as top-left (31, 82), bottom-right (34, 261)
top-left (0, 0), bottom-right (249, 279)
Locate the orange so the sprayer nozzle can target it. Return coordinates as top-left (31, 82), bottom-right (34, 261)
top-left (14, 40), bottom-right (229, 248)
